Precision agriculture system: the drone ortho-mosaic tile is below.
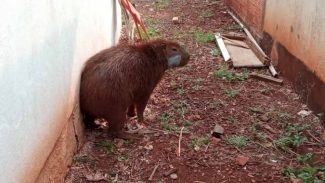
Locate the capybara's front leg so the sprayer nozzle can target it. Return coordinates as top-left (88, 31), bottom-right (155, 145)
top-left (135, 95), bottom-right (151, 123)
top-left (105, 111), bottom-right (140, 140)
top-left (127, 104), bottom-right (136, 117)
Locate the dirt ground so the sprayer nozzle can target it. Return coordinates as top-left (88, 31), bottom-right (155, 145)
top-left (65, 0), bottom-right (325, 182)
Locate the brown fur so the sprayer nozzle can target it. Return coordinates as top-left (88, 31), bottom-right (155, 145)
top-left (79, 39), bottom-right (190, 138)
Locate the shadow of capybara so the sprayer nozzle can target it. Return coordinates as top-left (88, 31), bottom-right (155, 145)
top-left (80, 39), bottom-right (190, 139)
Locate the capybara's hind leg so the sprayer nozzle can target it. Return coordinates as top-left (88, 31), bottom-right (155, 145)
top-left (127, 104), bottom-right (136, 118)
top-left (83, 113), bottom-right (97, 129)
top-left (106, 112), bottom-right (140, 140)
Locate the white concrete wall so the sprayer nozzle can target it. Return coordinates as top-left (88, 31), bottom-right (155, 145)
top-left (264, 0), bottom-right (325, 81)
top-left (0, 1), bottom-right (121, 183)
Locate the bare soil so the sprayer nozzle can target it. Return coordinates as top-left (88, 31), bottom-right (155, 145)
top-left (65, 0), bottom-right (325, 182)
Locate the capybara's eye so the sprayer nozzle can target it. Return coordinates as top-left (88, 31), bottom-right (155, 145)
top-left (172, 48), bottom-right (178, 52)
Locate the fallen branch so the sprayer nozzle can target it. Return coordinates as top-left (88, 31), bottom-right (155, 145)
top-left (306, 130), bottom-right (322, 144)
top-left (177, 127), bottom-right (185, 157)
top-left (148, 164), bottom-right (160, 181)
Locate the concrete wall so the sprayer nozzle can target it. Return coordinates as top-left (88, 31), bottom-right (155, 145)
top-left (0, 0), bottom-right (121, 182)
top-left (263, 0), bottom-right (325, 82)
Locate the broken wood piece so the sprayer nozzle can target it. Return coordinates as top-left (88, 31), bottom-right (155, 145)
top-left (148, 164), bottom-right (159, 181)
top-left (221, 33), bottom-right (246, 41)
top-left (177, 127), bottom-right (185, 157)
top-left (250, 73), bottom-right (283, 85)
top-left (164, 168), bottom-right (178, 177)
top-left (268, 64), bottom-right (279, 77)
top-left (220, 35), bottom-right (250, 49)
top-left (215, 33), bottom-right (231, 62)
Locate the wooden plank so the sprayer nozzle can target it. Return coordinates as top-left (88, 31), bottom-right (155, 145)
top-left (224, 39), bottom-right (264, 68)
top-left (215, 33), bottom-right (231, 62)
top-left (250, 73), bottom-right (283, 85)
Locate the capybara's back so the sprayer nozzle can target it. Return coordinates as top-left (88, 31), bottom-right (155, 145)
top-left (80, 39), bottom-right (190, 139)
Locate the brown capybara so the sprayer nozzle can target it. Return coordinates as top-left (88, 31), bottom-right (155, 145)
top-left (80, 39), bottom-right (190, 139)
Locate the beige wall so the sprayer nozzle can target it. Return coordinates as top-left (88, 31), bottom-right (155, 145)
top-left (263, 0), bottom-right (325, 82)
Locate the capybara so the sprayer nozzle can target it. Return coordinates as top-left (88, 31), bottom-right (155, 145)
top-left (80, 39), bottom-right (190, 139)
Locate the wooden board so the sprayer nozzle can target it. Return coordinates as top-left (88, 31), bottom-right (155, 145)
top-left (224, 39), bottom-right (264, 68)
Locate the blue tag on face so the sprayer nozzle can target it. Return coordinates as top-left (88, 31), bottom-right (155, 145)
top-left (168, 54), bottom-right (182, 68)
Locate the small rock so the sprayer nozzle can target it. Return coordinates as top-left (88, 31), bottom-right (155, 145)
top-left (144, 144), bottom-right (153, 151)
top-left (149, 8), bottom-right (154, 11)
top-left (172, 17), bottom-right (179, 24)
top-left (170, 173), bottom-right (178, 180)
top-left (259, 114), bottom-right (271, 122)
top-left (212, 123), bottom-right (224, 138)
top-left (297, 110), bottom-right (312, 117)
top-left (236, 155), bottom-right (249, 166)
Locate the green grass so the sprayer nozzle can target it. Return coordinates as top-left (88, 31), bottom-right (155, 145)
top-left (177, 87), bottom-right (186, 95)
top-left (260, 87), bottom-right (271, 95)
top-left (214, 69), bottom-right (250, 81)
top-left (200, 10), bottom-right (214, 18)
top-left (191, 135), bottom-right (210, 150)
top-left (224, 89), bottom-right (240, 98)
top-left (249, 106), bottom-right (264, 114)
top-left (223, 25), bottom-right (243, 31)
top-left (160, 112), bottom-right (172, 123)
top-left (211, 48), bottom-right (221, 57)
top-left (73, 155), bottom-right (92, 163)
top-left (227, 135), bottom-right (250, 149)
top-left (156, 0), bottom-right (170, 9)
top-left (274, 124), bottom-right (309, 151)
top-left (95, 140), bottom-right (116, 154)
top-left (140, 26), bottom-right (160, 40)
top-left (192, 78), bottom-right (204, 91)
top-left (297, 153), bottom-right (315, 164)
top-left (227, 116), bottom-right (237, 124)
top-left (117, 154), bottom-right (129, 161)
top-left (194, 30), bottom-right (215, 43)
top-left (283, 165), bottom-right (325, 183)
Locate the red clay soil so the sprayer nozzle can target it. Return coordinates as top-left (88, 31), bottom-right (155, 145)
top-left (65, 0), bottom-right (325, 183)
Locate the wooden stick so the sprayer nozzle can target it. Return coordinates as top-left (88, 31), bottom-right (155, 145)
top-left (250, 73), bottom-right (283, 85)
top-left (148, 164), bottom-right (159, 181)
top-left (215, 33), bottom-right (231, 62)
top-left (177, 127), bottom-right (185, 157)
top-left (220, 35), bottom-right (250, 49)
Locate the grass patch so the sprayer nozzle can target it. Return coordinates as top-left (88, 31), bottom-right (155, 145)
top-left (73, 155), bottom-right (92, 163)
top-left (227, 135), bottom-right (250, 149)
top-left (223, 25), bottom-right (243, 31)
top-left (249, 106), bottom-right (264, 114)
top-left (156, 0), bottom-right (170, 9)
top-left (191, 135), bottom-right (210, 150)
top-left (224, 89), bottom-right (240, 98)
top-left (214, 69), bottom-right (249, 81)
top-left (200, 10), bottom-right (214, 18)
top-left (211, 47), bottom-right (221, 57)
top-left (96, 140), bottom-right (116, 155)
top-left (283, 165), bottom-right (325, 183)
top-left (274, 124), bottom-right (309, 151)
top-left (160, 112), bottom-right (172, 123)
top-left (227, 116), bottom-right (237, 124)
top-left (297, 153), bottom-right (315, 164)
top-left (117, 154), bottom-right (129, 161)
top-left (194, 30), bottom-right (215, 43)
top-left (177, 87), bottom-right (186, 95)
top-left (192, 78), bottom-right (204, 91)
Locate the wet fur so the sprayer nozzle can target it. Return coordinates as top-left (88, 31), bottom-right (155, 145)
top-left (79, 39), bottom-right (190, 138)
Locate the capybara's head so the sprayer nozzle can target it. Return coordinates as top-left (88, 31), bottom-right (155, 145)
top-left (148, 39), bottom-right (190, 68)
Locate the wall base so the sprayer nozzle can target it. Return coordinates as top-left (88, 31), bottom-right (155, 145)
top-left (35, 106), bottom-right (85, 183)
top-left (262, 32), bottom-right (325, 125)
